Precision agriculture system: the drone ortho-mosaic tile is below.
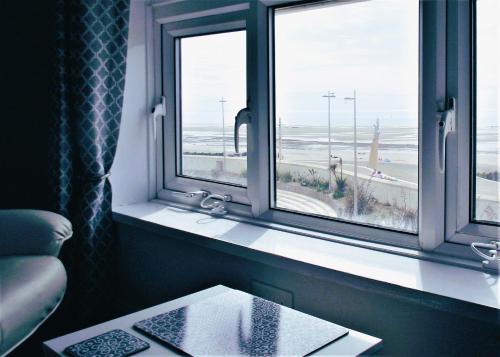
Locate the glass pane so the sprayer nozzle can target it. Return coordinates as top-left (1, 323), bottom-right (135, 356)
top-left (474, 0), bottom-right (500, 224)
top-left (273, 0), bottom-right (419, 232)
top-left (180, 31), bottom-right (247, 186)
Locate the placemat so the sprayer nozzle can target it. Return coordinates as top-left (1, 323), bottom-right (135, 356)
top-left (134, 289), bottom-right (348, 356)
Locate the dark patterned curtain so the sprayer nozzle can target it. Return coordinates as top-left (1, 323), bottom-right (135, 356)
top-left (49, 0), bottom-right (130, 327)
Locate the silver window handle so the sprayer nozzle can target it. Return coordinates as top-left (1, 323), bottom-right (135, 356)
top-left (234, 108), bottom-right (251, 153)
top-left (172, 190), bottom-right (209, 198)
top-left (437, 97), bottom-right (456, 173)
top-left (151, 96), bottom-right (166, 140)
top-left (471, 240), bottom-right (500, 273)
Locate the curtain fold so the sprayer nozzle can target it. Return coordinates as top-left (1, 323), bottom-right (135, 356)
top-left (50, 0), bottom-right (130, 326)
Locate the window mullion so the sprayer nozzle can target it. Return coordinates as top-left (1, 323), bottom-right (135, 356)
top-left (246, 0), bottom-right (271, 217)
top-left (445, 0), bottom-right (471, 239)
top-left (419, 0), bottom-right (448, 250)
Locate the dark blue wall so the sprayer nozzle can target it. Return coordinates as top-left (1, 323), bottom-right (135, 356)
top-left (117, 223), bottom-right (500, 357)
top-left (0, 0), bottom-right (56, 209)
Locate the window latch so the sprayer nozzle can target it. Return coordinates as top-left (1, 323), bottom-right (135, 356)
top-left (200, 193), bottom-right (232, 216)
top-left (234, 108), bottom-right (251, 153)
top-left (172, 190), bottom-right (209, 199)
top-left (437, 97), bottom-right (456, 173)
top-left (172, 190), bottom-right (231, 216)
top-left (151, 96), bottom-right (166, 140)
top-left (471, 240), bottom-right (500, 273)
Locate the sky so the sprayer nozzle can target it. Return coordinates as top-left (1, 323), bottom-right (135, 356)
top-left (476, 0), bottom-right (500, 129)
top-left (180, 0), bottom-right (498, 128)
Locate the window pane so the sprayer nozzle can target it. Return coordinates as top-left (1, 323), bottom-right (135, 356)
top-left (474, 0), bottom-right (500, 224)
top-left (273, 0), bottom-right (419, 232)
top-left (180, 31), bottom-right (247, 186)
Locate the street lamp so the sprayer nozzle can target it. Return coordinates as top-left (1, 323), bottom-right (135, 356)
top-left (322, 91), bottom-right (336, 191)
top-left (332, 155), bottom-right (343, 180)
top-left (344, 91), bottom-right (358, 217)
top-left (219, 97), bottom-right (227, 171)
top-left (278, 116), bottom-right (284, 166)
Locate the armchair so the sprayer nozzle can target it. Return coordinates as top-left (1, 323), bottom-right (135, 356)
top-left (0, 209), bottom-right (72, 356)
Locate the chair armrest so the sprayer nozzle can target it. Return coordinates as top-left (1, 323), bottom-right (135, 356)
top-left (0, 210), bottom-right (72, 257)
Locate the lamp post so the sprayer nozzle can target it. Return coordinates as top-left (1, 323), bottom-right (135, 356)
top-left (219, 97), bottom-right (227, 171)
top-left (322, 91), bottom-right (336, 191)
top-left (344, 91), bottom-right (358, 217)
top-left (333, 155), bottom-right (343, 180)
top-left (278, 116), bottom-right (283, 166)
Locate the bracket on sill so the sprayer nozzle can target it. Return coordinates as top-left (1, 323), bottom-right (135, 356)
top-left (471, 240), bottom-right (500, 274)
top-left (201, 194), bottom-right (232, 217)
top-left (172, 190), bottom-right (231, 216)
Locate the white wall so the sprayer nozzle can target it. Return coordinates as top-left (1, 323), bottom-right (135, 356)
top-left (111, 1), bottom-right (150, 208)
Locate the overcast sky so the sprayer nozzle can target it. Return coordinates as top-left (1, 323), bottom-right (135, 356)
top-left (180, 0), bottom-right (498, 128)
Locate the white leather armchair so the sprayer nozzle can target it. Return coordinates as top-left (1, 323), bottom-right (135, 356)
top-left (0, 209), bottom-right (72, 356)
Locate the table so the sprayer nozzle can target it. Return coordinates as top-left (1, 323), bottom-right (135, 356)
top-left (44, 285), bottom-right (382, 356)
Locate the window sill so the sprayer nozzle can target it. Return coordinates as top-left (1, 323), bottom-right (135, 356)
top-left (112, 201), bottom-right (499, 315)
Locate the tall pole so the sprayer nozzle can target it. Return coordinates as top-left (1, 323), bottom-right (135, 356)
top-left (345, 91), bottom-right (358, 217)
top-left (278, 117), bottom-right (283, 166)
top-left (219, 97), bottom-right (227, 171)
top-left (323, 91), bottom-right (336, 191)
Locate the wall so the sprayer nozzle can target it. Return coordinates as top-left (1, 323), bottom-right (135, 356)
top-left (112, 3), bottom-right (499, 355)
top-left (0, 0), bottom-right (56, 209)
top-left (116, 222), bottom-right (499, 357)
top-left (111, 0), bottom-right (151, 208)
top-left (0, 0), bottom-right (149, 210)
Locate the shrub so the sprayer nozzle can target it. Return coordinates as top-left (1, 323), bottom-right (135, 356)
top-left (316, 179), bottom-right (330, 192)
top-left (307, 169), bottom-right (319, 186)
top-left (333, 177), bottom-right (347, 199)
top-left (278, 171), bottom-right (293, 183)
top-left (303, 168), bottom-right (330, 192)
top-left (389, 190), bottom-right (418, 231)
top-left (345, 180), bottom-right (376, 216)
top-left (296, 173), bottom-right (308, 186)
top-left (478, 171), bottom-right (500, 182)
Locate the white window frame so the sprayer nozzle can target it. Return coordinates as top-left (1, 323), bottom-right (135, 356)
top-left (445, 0), bottom-right (499, 246)
top-left (154, 3), bottom-right (253, 207)
top-left (147, 0), bottom-right (496, 262)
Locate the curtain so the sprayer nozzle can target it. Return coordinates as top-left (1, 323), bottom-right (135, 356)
top-left (50, 0), bottom-right (130, 326)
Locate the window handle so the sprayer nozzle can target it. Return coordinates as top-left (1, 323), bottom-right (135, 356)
top-left (471, 240), bottom-right (500, 273)
top-left (172, 190), bottom-right (209, 198)
top-left (234, 108), bottom-right (251, 154)
top-left (151, 96), bottom-right (166, 139)
top-left (437, 97), bottom-right (455, 173)
top-left (201, 194), bottom-right (232, 216)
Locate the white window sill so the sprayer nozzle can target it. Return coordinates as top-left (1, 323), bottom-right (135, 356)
top-left (112, 201), bottom-right (499, 312)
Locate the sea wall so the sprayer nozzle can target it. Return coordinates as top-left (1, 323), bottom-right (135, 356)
top-left (276, 161), bottom-right (418, 210)
top-left (183, 155), bottom-right (418, 208)
top-left (183, 155), bottom-right (498, 218)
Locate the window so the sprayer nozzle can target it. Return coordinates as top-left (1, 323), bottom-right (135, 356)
top-left (179, 31), bottom-right (247, 186)
top-left (444, 0), bottom-right (499, 246)
top-left (272, 0), bottom-right (419, 233)
top-left (151, 0), bottom-right (498, 258)
top-left (160, 11), bottom-right (250, 205)
top-left (473, 0), bottom-right (499, 225)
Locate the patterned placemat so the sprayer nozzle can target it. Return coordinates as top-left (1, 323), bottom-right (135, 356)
top-left (134, 289), bottom-right (348, 356)
top-left (64, 329), bottom-right (150, 357)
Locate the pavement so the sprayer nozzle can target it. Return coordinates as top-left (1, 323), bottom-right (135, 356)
top-left (276, 189), bottom-right (337, 217)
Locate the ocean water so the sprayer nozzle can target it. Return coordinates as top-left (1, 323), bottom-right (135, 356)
top-left (182, 125), bottom-right (498, 185)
